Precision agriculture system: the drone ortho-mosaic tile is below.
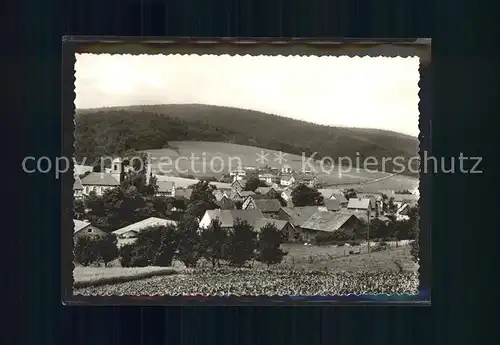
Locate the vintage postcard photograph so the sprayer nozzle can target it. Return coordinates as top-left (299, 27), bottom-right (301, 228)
top-left (68, 44), bottom-right (426, 300)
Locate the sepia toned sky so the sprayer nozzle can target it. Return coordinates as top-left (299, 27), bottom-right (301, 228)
top-left (75, 54), bottom-right (420, 136)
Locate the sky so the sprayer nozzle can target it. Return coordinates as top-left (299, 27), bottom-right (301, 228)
top-left (75, 54), bottom-right (420, 136)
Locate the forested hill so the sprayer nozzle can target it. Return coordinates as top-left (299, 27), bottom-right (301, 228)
top-left (75, 104), bottom-right (419, 176)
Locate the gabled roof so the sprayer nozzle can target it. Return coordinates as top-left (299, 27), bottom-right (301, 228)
top-left (157, 181), bottom-right (175, 193)
top-left (260, 173), bottom-right (278, 178)
top-left (280, 174), bottom-right (295, 181)
top-left (253, 199), bottom-right (282, 213)
top-left (80, 172), bottom-right (120, 186)
top-left (204, 209), bottom-right (264, 228)
top-left (73, 176), bottom-right (83, 190)
top-left (280, 206), bottom-right (320, 227)
top-left (301, 212), bottom-right (357, 233)
top-left (254, 187), bottom-right (276, 195)
top-left (231, 179), bottom-right (247, 188)
top-left (73, 219), bottom-right (91, 233)
top-left (298, 174), bottom-right (316, 181)
top-left (347, 198), bottom-right (371, 210)
top-left (253, 218), bottom-right (290, 232)
top-left (332, 193), bottom-right (348, 203)
top-left (112, 217), bottom-right (177, 236)
top-left (154, 174), bottom-right (199, 189)
top-left (325, 199), bottom-right (341, 211)
top-left (216, 197), bottom-right (235, 210)
top-left (239, 191), bottom-right (255, 198)
top-left (318, 189), bottom-right (336, 200)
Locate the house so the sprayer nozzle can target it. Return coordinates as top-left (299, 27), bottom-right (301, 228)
top-left (259, 173), bottom-right (280, 185)
top-left (254, 187), bottom-right (280, 199)
top-left (156, 181), bottom-right (176, 197)
top-left (278, 206), bottom-right (320, 228)
top-left (324, 199), bottom-right (341, 212)
top-left (199, 209), bottom-right (264, 229)
top-left (297, 174), bottom-right (317, 188)
top-left (112, 217), bottom-right (177, 246)
top-left (73, 219), bottom-right (107, 240)
top-left (280, 174), bottom-right (296, 187)
top-left (300, 212), bottom-right (362, 243)
top-left (80, 172), bottom-right (120, 196)
top-left (229, 168), bottom-right (247, 179)
top-left (73, 176), bottom-right (84, 199)
top-left (175, 188), bottom-right (193, 201)
top-left (242, 197), bottom-right (282, 216)
top-left (230, 179), bottom-right (247, 192)
top-left (347, 198), bottom-right (372, 212)
top-left (213, 189), bottom-right (229, 202)
top-left (215, 196), bottom-right (236, 210)
top-left (229, 190), bottom-right (256, 202)
top-left (281, 165), bottom-right (293, 174)
top-left (253, 218), bottom-right (298, 242)
top-left (331, 193), bottom-right (348, 206)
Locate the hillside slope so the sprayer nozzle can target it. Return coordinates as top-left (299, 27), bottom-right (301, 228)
top-left (75, 104), bottom-right (419, 176)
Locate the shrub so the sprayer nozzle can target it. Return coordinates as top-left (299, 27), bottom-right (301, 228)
top-left (74, 236), bottom-right (100, 266)
top-left (315, 230), bottom-right (352, 245)
top-left (96, 235), bottom-right (119, 267)
top-left (256, 223), bottom-right (288, 267)
top-left (119, 225), bottom-right (178, 267)
top-left (225, 219), bottom-right (257, 267)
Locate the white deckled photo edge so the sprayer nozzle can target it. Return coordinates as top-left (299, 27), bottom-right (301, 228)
top-left (71, 52), bottom-right (422, 297)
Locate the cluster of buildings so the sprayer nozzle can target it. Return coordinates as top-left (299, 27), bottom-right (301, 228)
top-left (73, 159), bottom-right (419, 246)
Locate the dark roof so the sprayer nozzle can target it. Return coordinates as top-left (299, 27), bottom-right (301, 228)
top-left (204, 209), bottom-right (264, 228)
top-left (301, 212), bottom-right (357, 232)
top-left (332, 193), bottom-right (348, 203)
top-left (80, 172), bottom-right (120, 186)
top-left (280, 206), bottom-right (319, 227)
top-left (253, 199), bottom-right (282, 213)
top-left (325, 199), bottom-right (341, 211)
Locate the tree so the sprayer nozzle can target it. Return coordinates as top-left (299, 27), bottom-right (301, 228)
top-left (244, 177), bottom-right (268, 192)
top-left (185, 181), bottom-right (218, 219)
top-left (74, 236), bottom-right (99, 266)
top-left (176, 215), bottom-right (203, 268)
top-left (344, 189), bottom-right (357, 199)
top-left (96, 235), bottom-right (119, 267)
top-left (200, 218), bottom-right (227, 268)
top-left (124, 225), bottom-right (178, 267)
top-left (256, 222), bottom-right (288, 267)
top-left (291, 184), bottom-right (324, 207)
top-left (225, 219), bottom-right (258, 266)
top-left (74, 199), bottom-right (86, 219)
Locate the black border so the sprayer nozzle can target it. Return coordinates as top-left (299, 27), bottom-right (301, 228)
top-left (62, 37), bottom-right (431, 306)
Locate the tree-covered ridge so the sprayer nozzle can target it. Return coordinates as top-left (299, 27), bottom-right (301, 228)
top-left (75, 104), bottom-right (419, 176)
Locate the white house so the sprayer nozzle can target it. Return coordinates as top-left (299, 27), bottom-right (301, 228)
top-left (280, 174), bottom-right (295, 187)
top-left (80, 172), bottom-right (120, 196)
top-left (347, 198), bottom-right (371, 212)
top-left (259, 173), bottom-right (279, 185)
top-left (281, 165), bottom-right (293, 174)
top-left (199, 209), bottom-right (264, 229)
top-left (112, 217), bottom-right (177, 247)
top-left (156, 181), bottom-right (176, 197)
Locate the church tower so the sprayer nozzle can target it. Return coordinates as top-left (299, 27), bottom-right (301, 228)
top-left (111, 157), bottom-right (123, 183)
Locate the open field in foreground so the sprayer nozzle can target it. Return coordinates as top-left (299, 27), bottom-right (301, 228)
top-left (73, 266), bottom-right (177, 288)
top-left (74, 268), bottom-right (418, 296)
top-left (74, 245), bottom-right (418, 295)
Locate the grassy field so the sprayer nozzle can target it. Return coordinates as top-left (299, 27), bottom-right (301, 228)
top-left (145, 141), bottom-right (394, 184)
top-left (73, 243), bottom-right (417, 295)
top-left (73, 266), bottom-right (177, 288)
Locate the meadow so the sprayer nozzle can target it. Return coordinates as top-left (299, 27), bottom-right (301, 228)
top-left (145, 141), bottom-right (396, 185)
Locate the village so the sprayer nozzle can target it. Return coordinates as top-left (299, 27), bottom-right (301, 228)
top-left (73, 156), bottom-right (419, 255)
